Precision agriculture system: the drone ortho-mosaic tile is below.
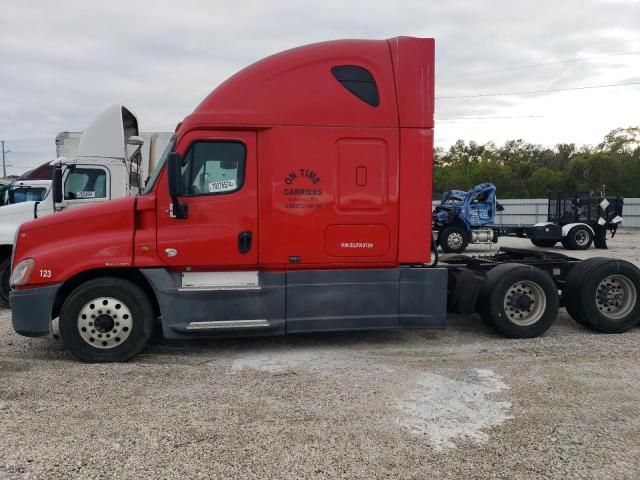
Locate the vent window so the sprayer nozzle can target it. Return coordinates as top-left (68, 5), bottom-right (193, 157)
top-left (331, 65), bottom-right (380, 107)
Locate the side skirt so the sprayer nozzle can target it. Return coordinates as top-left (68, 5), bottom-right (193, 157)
top-left (140, 267), bottom-right (448, 340)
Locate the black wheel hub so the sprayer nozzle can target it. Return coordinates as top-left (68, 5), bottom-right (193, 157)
top-left (94, 314), bottom-right (115, 333)
top-left (512, 293), bottom-right (533, 310)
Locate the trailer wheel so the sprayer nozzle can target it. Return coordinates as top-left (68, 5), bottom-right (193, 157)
top-left (439, 226), bottom-right (469, 254)
top-left (0, 257), bottom-right (10, 307)
top-left (59, 277), bottom-right (154, 362)
top-left (478, 263), bottom-right (559, 338)
top-left (531, 239), bottom-right (557, 248)
top-left (562, 226), bottom-right (593, 250)
top-left (563, 259), bottom-right (640, 333)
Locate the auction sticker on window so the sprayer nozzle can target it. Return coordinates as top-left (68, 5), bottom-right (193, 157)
top-left (76, 191), bottom-right (96, 198)
top-left (209, 179), bottom-right (236, 193)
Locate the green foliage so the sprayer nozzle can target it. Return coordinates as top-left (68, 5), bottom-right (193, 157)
top-left (434, 127), bottom-right (640, 199)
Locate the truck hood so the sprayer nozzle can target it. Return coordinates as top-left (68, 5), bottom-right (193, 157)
top-left (0, 201), bottom-right (37, 219)
top-left (14, 197), bottom-right (137, 285)
top-left (19, 196), bottom-right (136, 233)
top-left (0, 202), bottom-right (36, 244)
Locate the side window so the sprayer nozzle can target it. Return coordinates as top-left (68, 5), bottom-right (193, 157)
top-left (180, 141), bottom-right (246, 195)
top-left (64, 168), bottom-right (108, 200)
top-left (331, 65), bottom-right (380, 107)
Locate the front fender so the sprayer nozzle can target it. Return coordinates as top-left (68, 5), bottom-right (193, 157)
top-left (13, 199), bottom-right (135, 288)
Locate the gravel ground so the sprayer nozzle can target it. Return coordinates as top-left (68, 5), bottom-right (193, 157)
top-left (1, 230), bottom-right (640, 479)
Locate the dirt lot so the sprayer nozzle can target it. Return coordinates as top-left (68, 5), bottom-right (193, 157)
top-left (1, 231), bottom-right (639, 479)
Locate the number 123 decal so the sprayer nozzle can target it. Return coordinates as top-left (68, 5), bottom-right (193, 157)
top-left (39, 269), bottom-right (52, 278)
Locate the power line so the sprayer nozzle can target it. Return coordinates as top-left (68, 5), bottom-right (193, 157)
top-left (436, 80), bottom-right (640, 100)
top-left (5, 151), bottom-right (55, 154)
top-left (439, 49), bottom-right (640, 78)
top-left (0, 139), bottom-right (53, 143)
top-left (436, 115), bottom-right (544, 123)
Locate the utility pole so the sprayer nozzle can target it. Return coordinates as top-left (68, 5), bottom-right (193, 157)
top-left (1, 141), bottom-right (8, 178)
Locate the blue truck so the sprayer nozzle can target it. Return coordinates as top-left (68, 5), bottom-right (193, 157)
top-left (432, 182), bottom-right (624, 254)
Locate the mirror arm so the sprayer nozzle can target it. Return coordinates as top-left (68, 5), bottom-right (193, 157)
top-left (170, 196), bottom-right (188, 219)
top-left (167, 151), bottom-right (188, 219)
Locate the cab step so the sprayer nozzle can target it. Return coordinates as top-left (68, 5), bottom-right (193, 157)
top-left (171, 319), bottom-right (272, 333)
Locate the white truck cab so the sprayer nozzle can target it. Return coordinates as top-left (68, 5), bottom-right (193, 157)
top-left (0, 104), bottom-right (170, 304)
top-left (4, 179), bottom-right (51, 204)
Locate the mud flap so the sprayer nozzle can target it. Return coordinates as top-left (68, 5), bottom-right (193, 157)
top-left (594, 225), bottom-right (607, 249)
top-left (448, 268), bottom-right (486, 315)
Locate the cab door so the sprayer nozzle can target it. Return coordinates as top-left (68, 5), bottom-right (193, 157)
top-left (62, 165), bottom-right (110, 208)
top-left (155, 130), bottom-right (257, 269)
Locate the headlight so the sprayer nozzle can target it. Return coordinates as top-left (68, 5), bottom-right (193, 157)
top-left (10, 258), bottom-right (35, 287)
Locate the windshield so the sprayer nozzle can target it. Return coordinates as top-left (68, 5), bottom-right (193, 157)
top-left (143, 137), bottom-right (175, 195)
top-left (9, 186), bottom-right (48, 204)
top-left (442, 192), bottom-right (464, 206)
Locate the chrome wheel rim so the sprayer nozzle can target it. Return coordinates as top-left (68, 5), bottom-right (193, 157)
top-left (447, 232), bottom-right (464, 249)
top-left (503, 280), bottom-right (547, 326)
top-left (574, 230), bottom-right (590, 247)
top-left (77, 297), bottom-right (133, 349)
top-left (596, 275), bottom-right (637, 320)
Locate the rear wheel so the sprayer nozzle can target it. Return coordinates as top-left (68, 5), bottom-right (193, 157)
top-left (563, 259), bottom-right (640, 333)
top-left (561, 226), bottom-right (593, 250)
top-left (478, 263), bottom-right (559, 338)
top-left (439, 226), bottom-right (469, 254)
top-left (59, 277), bottom-right (154, 362)
top-left (563, 257), bottom-right (609, 326)
top-left (0, 257), bottom-right (10, 307)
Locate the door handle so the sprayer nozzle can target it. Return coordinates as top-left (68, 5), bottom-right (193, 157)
top-left (238, 231), bottom-right (252, 254)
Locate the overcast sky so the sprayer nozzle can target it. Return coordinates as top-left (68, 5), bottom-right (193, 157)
top-left (1, 0), bottom-right (639, 175)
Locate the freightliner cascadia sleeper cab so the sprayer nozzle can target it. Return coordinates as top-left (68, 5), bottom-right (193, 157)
top-left (9, 38), bottom-right (640, 362)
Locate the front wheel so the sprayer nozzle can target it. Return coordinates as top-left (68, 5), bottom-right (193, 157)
top-left (477, 263), bottom-right (559, 338)
top-left (59, 277), bottom-right (154, 362)
top-left (439, 226), bottom-right (469, 254)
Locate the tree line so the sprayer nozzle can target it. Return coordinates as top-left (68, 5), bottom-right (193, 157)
top-left (433, 127), bottom-right (640, 199)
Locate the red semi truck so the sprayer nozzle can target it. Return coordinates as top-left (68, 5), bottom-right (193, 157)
top-left (9, 37), bottom-right (640, 362)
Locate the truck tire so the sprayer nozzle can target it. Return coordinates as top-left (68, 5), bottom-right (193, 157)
top-left (478, 263), bottom-right (559, 338)
top-left (59, 277), bottom-right (154, 362)
top-left (439, 226), bottom-right (469, 254)
top-left (563, 257), bottom-right (609, 326)
top-left (561, 226), bottom-right (593, 250)
top-left (531, 239), bottom-right (557, 248)
top-left (563, 259), bottom-right (640, 333)
top-left (0, 257), bottom-right (10, 307)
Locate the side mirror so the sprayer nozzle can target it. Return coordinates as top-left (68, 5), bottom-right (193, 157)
top-left (167, 152), bottom-right (183, 198)
top-left (52, 165), bottom-right (63, 204)
top-left (167, 152), bottom-right (188, 219)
